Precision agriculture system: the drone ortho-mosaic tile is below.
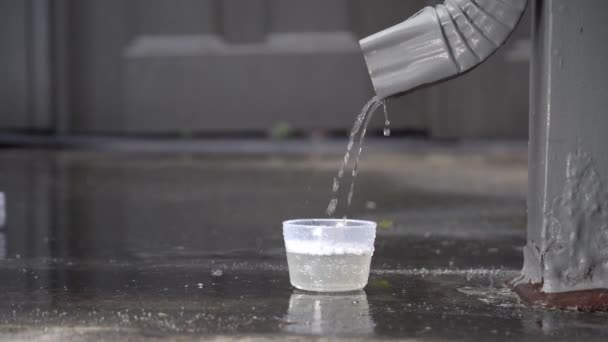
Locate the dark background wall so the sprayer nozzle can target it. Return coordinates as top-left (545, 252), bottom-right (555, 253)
top-left (0, 0), bottom-right (530, 139)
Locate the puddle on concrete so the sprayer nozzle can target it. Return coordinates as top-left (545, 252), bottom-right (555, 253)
top-left (0, 148), bottom-right (606, 340)
top-left (457, 285), bottom-right (522, 308)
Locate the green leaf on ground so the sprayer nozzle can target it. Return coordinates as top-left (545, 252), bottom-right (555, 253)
top-left (378, 219), bottom-right (394, 230)
top-left (371, 279), bottom-right (391, 289)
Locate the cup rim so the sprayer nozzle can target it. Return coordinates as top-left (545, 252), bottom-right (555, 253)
top-left (283, 219), bottom-right (376, 229)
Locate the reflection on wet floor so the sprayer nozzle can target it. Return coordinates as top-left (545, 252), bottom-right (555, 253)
top-left (0, 144), bottom-right (607, 340)
top-left (284, 291), bottom-right (374, 336)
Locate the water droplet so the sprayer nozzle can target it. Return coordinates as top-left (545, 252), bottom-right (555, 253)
top-left (382, 101), bottom-right (391, 137)
top-left (326, 198), bottom-right (338, 216)
top-left (211, 269), bottom-right (223, 277)
top-left (347, 188), bottom-right (354, 206)
top-left (343, 152), bottom-right (350, 165)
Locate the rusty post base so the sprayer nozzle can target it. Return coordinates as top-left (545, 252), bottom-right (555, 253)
top-left (513, 283), bottom-right (608, 312)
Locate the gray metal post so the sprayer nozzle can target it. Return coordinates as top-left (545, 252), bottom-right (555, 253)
top-left (514, 0), bottom-right (608, 308)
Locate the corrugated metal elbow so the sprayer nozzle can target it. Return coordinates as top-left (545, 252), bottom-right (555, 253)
top-left (360, 0), bottom-right (528, 99)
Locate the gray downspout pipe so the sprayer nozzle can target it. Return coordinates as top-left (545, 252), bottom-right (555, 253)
top-left (360, 0), bottom-right (528, 99)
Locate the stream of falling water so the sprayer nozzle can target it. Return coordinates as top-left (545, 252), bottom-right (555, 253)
top-left (326, 97), bottom-right (389, 217)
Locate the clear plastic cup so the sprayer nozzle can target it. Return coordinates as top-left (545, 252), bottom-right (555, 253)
top-left (283, 219), bottom-right (377, 292)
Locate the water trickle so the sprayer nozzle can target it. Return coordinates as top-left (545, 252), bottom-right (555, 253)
top-left (347, 100), bottom-right (382, 208)
top-left (326, 96), bottom-right (385, 217)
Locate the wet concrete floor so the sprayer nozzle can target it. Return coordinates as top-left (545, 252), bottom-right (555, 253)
top-left (0, 139), bottom-right (607, 340)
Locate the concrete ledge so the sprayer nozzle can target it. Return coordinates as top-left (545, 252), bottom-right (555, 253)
top-left (123, 33), bottom-right (376, 133)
